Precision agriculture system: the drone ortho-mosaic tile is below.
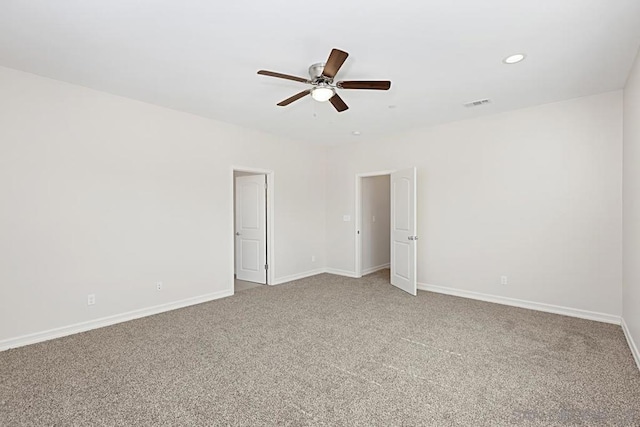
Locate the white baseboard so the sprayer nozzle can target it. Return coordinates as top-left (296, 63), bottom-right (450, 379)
top-left (362, 263), bottom-right (390, 276)
top-left (417, 283), bottom-right (621, 325)
top-left (272, 268), bottom-right (326, 285)
top-left (324, 267), bottom-right (359, 278)
top-left (0, 289), bottom-right (233, 352)
top-left (4, 272), bottom-right (629, 361)
top-left (622, 317), bottom-right (640, 371)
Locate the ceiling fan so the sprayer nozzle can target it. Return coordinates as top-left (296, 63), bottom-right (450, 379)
top-left (257, 48), bottom-right (391, 112)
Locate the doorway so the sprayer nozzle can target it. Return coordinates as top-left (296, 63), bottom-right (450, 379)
top-left (232, 167), bottom-right (274, 293)
top-left (355, 168), bottom-right (418, 295)
top-left (359, 175), bottom-right (391, 276)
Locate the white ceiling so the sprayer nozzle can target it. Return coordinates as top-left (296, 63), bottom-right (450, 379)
top-left (1, 0), bottom-right (639, 145)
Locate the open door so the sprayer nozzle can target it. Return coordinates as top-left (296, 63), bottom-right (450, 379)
top-left (390, 167), bottom-right (417, 295)
top-left (235, 174), bottom-right (266, 284)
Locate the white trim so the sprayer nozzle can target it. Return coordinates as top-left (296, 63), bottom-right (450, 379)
top-left (354, 170), bottom-right (395, 278)
top-left (0, 289), bottom-right (233, 352)
top-left (622, 317), bottom-right (640, 371)
top-left (325, 267), bottom-right (360, 278)
top-left (272, 268), bottom-right (326, 285)
top-left (417, 283), bottom-right (621, 325)
top-left (231, 166), bottom-right (275, 288)
top-left (362, 263), bottom-right (390, 276)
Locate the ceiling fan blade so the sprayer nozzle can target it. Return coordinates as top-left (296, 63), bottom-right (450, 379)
top-left (258, 70), bottom-right (310, 84)
top-left (322, 48), bottom-right (349, 78)
top-left (277, 90), bottom-right (311, 106)
top-left (338, 80), bottom-right (391, 90)
top-left (329, 94), bottom-right (349, 112)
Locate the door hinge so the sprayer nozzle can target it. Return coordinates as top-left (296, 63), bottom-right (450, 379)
top-left (264, 183), bottom-right (268, 190)
top-left (265, 264), bottom-right (269, 270)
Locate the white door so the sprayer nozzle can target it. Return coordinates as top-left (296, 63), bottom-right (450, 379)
top-left (235, 175), bottom-right (266, 284)
top-left (390, 167), bottom-right (417, 295)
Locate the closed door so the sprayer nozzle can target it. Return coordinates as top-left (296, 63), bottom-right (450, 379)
top-left (235, 175), bottom-right (266, 284)
top-left (390, 167), bottom-right (417, 295)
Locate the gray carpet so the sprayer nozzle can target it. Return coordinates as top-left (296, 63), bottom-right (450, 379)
top-left (234, 279), bottom-right (263, 292)
top-left (1, 270), bottom-right (639, 426)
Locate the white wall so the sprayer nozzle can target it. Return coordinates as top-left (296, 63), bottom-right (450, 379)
top-left (326, 91), bottom-right (623, 316)
top-left (361, 175), bottom-right (390, 273)
top-left (0, 66), bottom-right (326, 343)
top-left (623, 48), bottom-right (640, 365)
top-left (0, 64), bottom-right (629, 349)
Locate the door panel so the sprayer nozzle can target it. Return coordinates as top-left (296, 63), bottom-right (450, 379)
top-left (240, 240), bottom-right (260, 271)
top-left (394, 177), bottom-right (410, 231)
top-left (393, 241), bottom-right (410, 280)
top-left (235, 175), bottom-right (266, 284)
top-left (390, 167), bottom-right (417, 295)
top-left (241, 183), bottom-right (260, 229)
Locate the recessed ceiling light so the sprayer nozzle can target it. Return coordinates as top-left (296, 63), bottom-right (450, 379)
top-left (352, 131), bottom-right (361, 136)
top-left (503, 53), bottom-right (526, 64)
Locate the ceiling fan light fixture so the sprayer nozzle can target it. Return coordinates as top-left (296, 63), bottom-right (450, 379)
top-left (311, 86), bottom-right (335, 102)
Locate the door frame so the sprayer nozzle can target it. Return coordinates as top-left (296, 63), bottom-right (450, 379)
top-left (354, 169), bottom-right (396, 278)
top-left (231, 166), bottom-right (275, 291)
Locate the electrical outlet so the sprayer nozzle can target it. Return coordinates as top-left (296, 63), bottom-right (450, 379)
top-left (343, 215), bottom-right (351, 222)
top-left (501, 276), bottom-right (508, 286)
top-left (87, 294), bottom-right (96, 306)
top-left (156, 282), bottom-right (163, 291)
top-left (311, 255), bottom-right (316, 262)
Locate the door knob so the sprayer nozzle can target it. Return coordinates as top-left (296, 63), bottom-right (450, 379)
top-left (235, 232), bottom-right (241, 236)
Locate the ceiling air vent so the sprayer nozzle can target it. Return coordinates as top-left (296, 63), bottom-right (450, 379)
top-left (464, 99), bottom-right (491, 108)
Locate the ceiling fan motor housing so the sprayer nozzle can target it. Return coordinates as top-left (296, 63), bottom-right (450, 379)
top-left (309, 62), bottom-right (329, 82)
